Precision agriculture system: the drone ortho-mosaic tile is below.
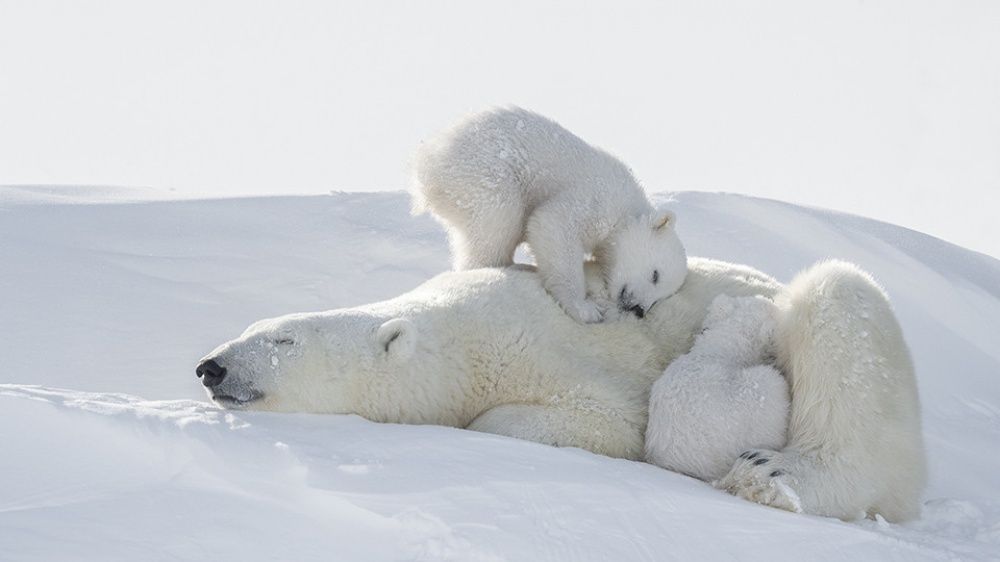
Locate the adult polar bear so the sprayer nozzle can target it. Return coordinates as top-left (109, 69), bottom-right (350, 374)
top-left (197, 258), bottom-right (925, 522)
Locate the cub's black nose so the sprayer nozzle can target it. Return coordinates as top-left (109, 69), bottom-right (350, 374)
top-left (196, 358), bottom-right (227, 387)
top-left (617, 287), bottom-right (644, 318)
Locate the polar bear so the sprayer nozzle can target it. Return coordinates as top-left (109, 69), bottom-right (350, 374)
top-left (714, 261), bottom-right (926, 521)
top-left (645, 294), bottom-right (789, 483)
top-left (196, 258), bottom-right (926, 522)
top-left (411, 106), bottom-right (687, 323)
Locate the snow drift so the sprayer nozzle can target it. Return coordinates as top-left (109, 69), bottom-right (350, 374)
top-left (1, 186), bottom-right (998, 561)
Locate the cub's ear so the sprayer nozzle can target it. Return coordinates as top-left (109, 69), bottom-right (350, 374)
top-left (376, 318), bottom-right (417, 360)
top-left (653, 210), bottom-right (676, 232)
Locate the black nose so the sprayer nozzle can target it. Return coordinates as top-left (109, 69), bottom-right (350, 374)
top-left (196, 358), bottom-right (227, 387)
top-left (617, 287), bottom-right (643, 318)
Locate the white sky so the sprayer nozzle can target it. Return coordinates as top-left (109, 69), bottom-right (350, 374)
top-left (2, 0), bottom-right (998, 258)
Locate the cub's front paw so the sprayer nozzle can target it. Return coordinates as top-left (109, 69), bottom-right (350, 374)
top-left (714, 450), bottom-right (802, 514)
top-left (563, 299), bottom-right (605, 324)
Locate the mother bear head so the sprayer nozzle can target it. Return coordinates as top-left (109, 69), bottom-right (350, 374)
top-left (197, 310), bottom-right (419, 415)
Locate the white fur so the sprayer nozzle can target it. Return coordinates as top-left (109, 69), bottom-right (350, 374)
top-left (411, 106), bottom-right (687, 323)
top-left (715, 260), bottom-right (927, 522)
top-left (199, 258), bottom-right (925, 521)
top-left (645, 294), bottom-right (789, 482)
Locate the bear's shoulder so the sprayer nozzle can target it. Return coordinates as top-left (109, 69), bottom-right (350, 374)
top-left (637, 258), bottom-right (782, 366)
top-left (640, 257), bottom-right (781, 314)
top-left (686, 257), bottom-right (781, 296)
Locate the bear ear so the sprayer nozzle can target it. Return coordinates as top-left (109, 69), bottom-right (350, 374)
top-left (376, 318), bottom-right (417, 360)
top-left (653, 210), bottom-right (676, 232)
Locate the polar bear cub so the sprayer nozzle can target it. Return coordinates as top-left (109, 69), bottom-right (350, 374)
top-left (412, 106), bottom-right (687, 323)
top-left (645, 294), bottom-right (790, 482)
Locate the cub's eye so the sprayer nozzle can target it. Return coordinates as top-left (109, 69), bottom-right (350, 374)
top-left (652, 270), bottom-right (660, 284)
top-left (274, 338), bottom-right (295, 345)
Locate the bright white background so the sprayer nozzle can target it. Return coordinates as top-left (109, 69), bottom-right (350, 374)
top-left (1, 0), bottom-right (998, 258)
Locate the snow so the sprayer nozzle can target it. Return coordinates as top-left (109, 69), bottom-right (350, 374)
top-left (2, 186), bottom-right (999, 561)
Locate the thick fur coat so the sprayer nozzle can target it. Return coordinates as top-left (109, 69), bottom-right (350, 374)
top-left (645, 294), bottom-right (790, 482)
top-left (199, 258), bottom-right (925, 522)
top-left (411, 107), bottom-right (687, 323)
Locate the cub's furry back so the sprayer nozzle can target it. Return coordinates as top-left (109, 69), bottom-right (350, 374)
top-left (412, 106), bottom-right (686, 324)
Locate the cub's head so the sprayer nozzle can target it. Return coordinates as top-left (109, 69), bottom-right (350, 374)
top-left (195, 311), bottom-right (417, 414)
top-left (602, 210), bottom-right (687, 318)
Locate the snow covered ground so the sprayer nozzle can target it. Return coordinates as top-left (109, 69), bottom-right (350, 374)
top-left (2, 186), bottom-right (998, 561)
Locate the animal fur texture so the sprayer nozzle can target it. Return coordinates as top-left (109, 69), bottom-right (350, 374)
top-left (411, 106), bottom-right (687, 323)
top-left (645, 294), bottom-right (789, 482)
top-left (198, 258), bottom-right (926, 522)
top-left (715, 260), bottom-right (926, 522)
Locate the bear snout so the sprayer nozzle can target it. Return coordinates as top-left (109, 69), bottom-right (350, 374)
top-left (617, 287), bottom-right (645, 318)
top-left (196, 358), bottom-right (228, 388)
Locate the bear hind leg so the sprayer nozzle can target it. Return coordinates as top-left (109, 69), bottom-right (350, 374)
top-left (714, 448), bottom-right (804, 514)
top-left (448, 198), bottom-right (525, 270)
top-left (719, 260), bottom-right (926, 522)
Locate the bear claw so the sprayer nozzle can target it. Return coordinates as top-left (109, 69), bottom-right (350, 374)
top-left (715, 450), bottom-right (802, 514)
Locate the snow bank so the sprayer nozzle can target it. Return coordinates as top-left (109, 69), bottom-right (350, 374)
top-left (1, 187), bottom-right (998, 561)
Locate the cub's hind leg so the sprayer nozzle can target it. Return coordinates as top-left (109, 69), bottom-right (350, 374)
top-left (451, 199), bottom-right (526, 270)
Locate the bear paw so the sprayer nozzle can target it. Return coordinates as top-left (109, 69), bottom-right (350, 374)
top-left (563, 299), bottom-right (605, 324)
top-left (714, 450), bottom-right (803, 514)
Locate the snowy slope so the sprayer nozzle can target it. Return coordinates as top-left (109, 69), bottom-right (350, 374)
top-left (1, 186), bottom-right (998, 561)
